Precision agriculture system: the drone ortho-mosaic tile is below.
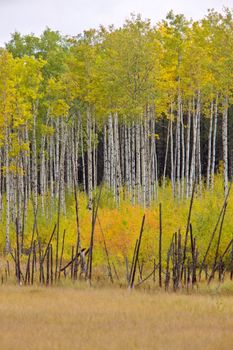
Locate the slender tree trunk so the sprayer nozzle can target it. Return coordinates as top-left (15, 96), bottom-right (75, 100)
top-left (141, 122), bottom-right (146, 207)
top-left (60, 119), bottom-right (67, 215)
top-left (207, 101), bottom-right (213, 190)
top-left (81, 124), bottom-right (86, 192)
top-left (0, 149), bottom-right (2, 220)
top-left (190, 93), bottom-right (200, 192)
top-left (131, 122), bottom-right (136, 205)
top-left (144, 111), bottom-right (150, 206)
top-left (197, 108), bottom-right (202, 194)
top-left (162, 120), bottom-right (170, 189)
top-left (170, 103), bottom-right (175, 196)
top-left (5, 126), bottom-right (10, 253)
top-left (114, 113), bottom-right (121, 205)
top-left (103, 123), bottom-right (108, 184)
top-left (186, 102), bottom-right (191, 198)
top-left (181, 103), bottom-right (185, 199)
top-left (87, 108), bottom-right (93, 209)
top-left (40, 110), bottom-right (50, 214)
top-left (93, 120), bottom-right (97, 190)
top-left (135, 122), bottom-right (141, 204)
top-left (32, 101), bottom-right (38, 211)
top-left (176, 95), bottom-right (181, 199)
top-left (222, 97), bottom-right (228, 196)
top-left (55, 118), bottom-right (60, 199)
top-left (211, 96), bottom-right (218, 190)
top-left (49, 132), bottom-right (54, 217)
top-left (124, 123), bottom-right (129, 196)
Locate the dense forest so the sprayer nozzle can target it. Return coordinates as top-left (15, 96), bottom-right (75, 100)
top-left (0, 9), bottom-right (233, 252)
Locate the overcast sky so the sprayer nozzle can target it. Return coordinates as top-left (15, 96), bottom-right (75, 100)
top-left (0, 0), bottom-right (232, 45)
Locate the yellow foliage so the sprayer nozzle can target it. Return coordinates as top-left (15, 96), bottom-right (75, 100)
top-left (1, 176), bottom-right (232, 269)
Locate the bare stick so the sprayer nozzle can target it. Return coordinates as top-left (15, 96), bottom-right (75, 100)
top-left (87, 183), bottom-right (103, 283)
top-left (46, 245), bottom-right (50, 286)
top-left (31, 241), bottom-right (36, 285)
top-left (129, 214), bottom-right (146, 289)
top-left (135, 263), bottom-right (159, 287)
top-left (165, 241), bottom-right (173, 291)
top-left (208, 201), bottom-right (228, 284)
top-left (41, 224), bottom-right (57, 264)
top-left (72, 158), bottom-right (81, 281)
top-left (128, 239), bottom-right (138, 286)
top-left (71, 246), bottom-right (74, 280)
top-left (25, 213), bottom-right (38, 283)
top-left (58, 229), bottom-right (66, 280)
top-left (97, 215), bottom-right (113, 283)
top-left (112, 263), bottom-right (120, 281)
top-left (230, 242), bottom-right (233, 280)
top-left (125, 257), bottom-right (129, 283)
top-left (50, 244), bottom-right (53, 285)
top-left (15, 218), bottom-right (21, 285)
top-left (189, 223), bottom-right (196, 284)
top-left (159, 203), bottom-right (162, 288)
top-left (181, 180), bottom-right (196, 280)
top-left (60, 248), bottom-right (89, 272)
top-left (38, 238), bottom-right (44, 284)
top-left (221, 239), bottom-right (233, 259)
top-left (199, 183), bottom-right (232, 280)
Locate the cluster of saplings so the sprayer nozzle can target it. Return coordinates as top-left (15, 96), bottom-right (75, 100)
top-left (2, 183), bottom-right (233, 290)
top-left (0, 9), bottom-right (233, 253)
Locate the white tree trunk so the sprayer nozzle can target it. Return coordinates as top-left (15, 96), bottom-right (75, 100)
top-left (222, 97), bottom-right (228, 196)
top-left (5, 127), bottom-right (10, 253)
top-left (185, 102), bottom-right (191, 198)
top-left (135, 123), bottom-right (141, 204)
top-left (206, 101), bottom-right (213, 190)
top-left (211, 96), bottom-right (218, 190)
top-left (87, 108), bottom-right (93, 209)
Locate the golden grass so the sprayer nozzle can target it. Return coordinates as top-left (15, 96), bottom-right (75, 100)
top-left (0, 285), bottom-right (233, 350)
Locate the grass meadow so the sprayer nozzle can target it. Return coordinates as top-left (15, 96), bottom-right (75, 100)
top-left (0, 284), bottom-right (233, 350)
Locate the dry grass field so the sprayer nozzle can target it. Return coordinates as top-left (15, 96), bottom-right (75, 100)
top-left (0, 285), bottom-right (233, 350)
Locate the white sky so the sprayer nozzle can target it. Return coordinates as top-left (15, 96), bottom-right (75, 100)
top-left (0, 0), bottom-right (233, 45)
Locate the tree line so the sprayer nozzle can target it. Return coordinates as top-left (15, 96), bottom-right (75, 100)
top-left (0, 9), bottom-right (233, 251)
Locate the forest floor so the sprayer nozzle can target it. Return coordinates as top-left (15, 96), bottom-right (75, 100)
top-left (0, 284), bottom-right (233, 350)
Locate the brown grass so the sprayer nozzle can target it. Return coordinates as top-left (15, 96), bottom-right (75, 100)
top-left (0, 285), bottom-right (233, 350)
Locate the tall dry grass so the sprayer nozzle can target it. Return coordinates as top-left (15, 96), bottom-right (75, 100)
top-left (0, 285), bottom-right (232, 350)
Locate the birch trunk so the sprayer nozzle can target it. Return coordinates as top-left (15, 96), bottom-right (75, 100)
top-left (114, 113), bottom-right (121, 205)
top-left (222, 98), bottom-right (228, 196)
top-left (135, 123), bottom-right (141, 204)
top-left (185, 102), bottom-right (191, 198)
top-left (5, 127), bottom-right (10, 253)
top-left (40, 111), bottom-right (49, 213)
top-left (189, 93), bottom-right (200, 193)
top-left (197, 109), bottom-right (202, 194)
top-left (131, 122), bottom-right (136, 205)
top-left (0, 149), bottom-right (2, 219)
top-left (32, 102), bottom-right (38, 211)
top-left (211, 96), bottom-right (218, 189)
top-left (103, 123), bottom-right (108, 184)
top-left (170, 103), bottom-right (175, 196)
top-left (87, 108), bottom-right (93, 210)
top-left (176, 95), bottom-right (181, 199)
top-left (141, 122), bottom-right (146, 207)
top-left (124, 124), bottom-right (129, 196)
top-left (181, 103), bottom-right (185, 199)
top-left (60, 119), bottom-right (67, 214)
top-left (162, 120), bottom-right (170, 189)
top-left (81, 125), bottom-right (86, 192)
top-left (206, 101), bottom-right (213, 190)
